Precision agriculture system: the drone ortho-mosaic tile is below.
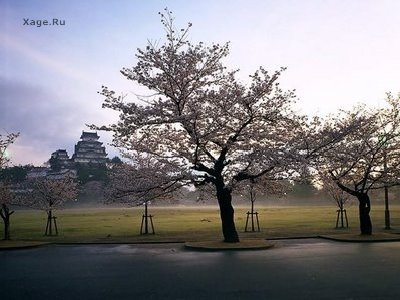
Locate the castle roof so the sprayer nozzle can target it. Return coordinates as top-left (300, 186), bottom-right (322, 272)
top-left (80, 131), bottom-right (99, 140)
top-left (51, 149), bottom-right (70, 160)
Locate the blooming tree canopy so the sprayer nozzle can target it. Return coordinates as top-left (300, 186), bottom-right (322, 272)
top-left (317, 94), bottom-right (400, 234)
top-left (319, 174), bottom-right (351, 210)
top-left (0, 132), bottom-right (19, 169)
top-left (29, 177), bottom-right (78, 211)
top-left (93, 10), bottom-right (358, 242)
top-left (105, 154), bottom-right (185, 206)
top-left (0, 132), bottom-right (20, 240)
top-left (27, 176), bottom-right (78, 235)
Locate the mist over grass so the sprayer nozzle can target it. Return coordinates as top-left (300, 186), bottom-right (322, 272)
top-left (69, 180), bottom-right (398, 209)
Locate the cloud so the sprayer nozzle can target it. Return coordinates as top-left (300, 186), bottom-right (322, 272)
top-left (1, 78), bottom-right (120, 165)
top-left (1, 78), bottom-right (83, 164)
top-left (1, 78), bottom-right (76, 139)
top-left (0, 32), bottom-right (93, 85)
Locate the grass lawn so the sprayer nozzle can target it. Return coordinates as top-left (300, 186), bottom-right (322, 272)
top-left (1, 204), bottom-right (400, 244)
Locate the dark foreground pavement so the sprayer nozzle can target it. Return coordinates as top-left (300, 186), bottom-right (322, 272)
top-left (2, 239), bottom-right (400, 299)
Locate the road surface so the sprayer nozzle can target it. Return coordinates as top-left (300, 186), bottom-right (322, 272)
top-left (2, 239), bottom-right (400, 299)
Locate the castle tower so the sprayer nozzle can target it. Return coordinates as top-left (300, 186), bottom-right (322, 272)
top-left (51, 149), bottom-right (70, 162)
top-left (50, 149), bottom-right (71, 169)
top-left (72, 131), bottom-right (107, 164)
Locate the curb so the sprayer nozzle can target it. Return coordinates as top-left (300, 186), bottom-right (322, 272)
top-left (267, 235), bottom-right (318, 240)
top-left (184, 239), bottom-right (274, 251)
top-left (2, 234), bottom-right (400, 250)
top-left (318, 235), bottom-right (400, 243)
top-left (0, 242), bottom-right (51, 251)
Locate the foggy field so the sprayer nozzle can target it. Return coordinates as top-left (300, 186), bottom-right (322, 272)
top-left (3, 205), bottom-right (400, 243)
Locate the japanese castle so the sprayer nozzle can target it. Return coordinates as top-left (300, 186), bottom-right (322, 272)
top-left (51, 131), bottom-right (108, 165)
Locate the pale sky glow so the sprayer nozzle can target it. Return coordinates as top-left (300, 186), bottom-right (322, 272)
top-left (1, 0), bottom-right (400, 166)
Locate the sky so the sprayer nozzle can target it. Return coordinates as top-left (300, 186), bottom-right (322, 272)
top-left (1, 0), bottom-right (400, 166)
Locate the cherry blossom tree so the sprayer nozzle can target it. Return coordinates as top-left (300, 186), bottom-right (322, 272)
top-left (320, 175), bottom-right (351, 228)
top-left (317, 94), bottom-right (400, 235)
top-left (93, 10), bottom-right (300, 242)
top-left (0, 182), bottom-right (20, 240)
top-left (0, 132), bottom-right (19, 168)
top-left (240, 177), bottom-right (288, 232)
top-left (0, 132), bottom-right (20, 240)
top-left (29, 177), bottom-right (78, 235)
top-left (105, 154), bottom-right (185, 205)
top-left (93, 10), bottom-right (357, 242)
top-left (106, 154), bottom-right (185, 234)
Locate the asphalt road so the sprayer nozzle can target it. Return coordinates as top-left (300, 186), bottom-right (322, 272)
top-left (2, 239), bottom-right (400, 299)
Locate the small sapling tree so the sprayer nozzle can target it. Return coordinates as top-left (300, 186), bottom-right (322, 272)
top-left (320, 175), bottom-right (351, 228)
top-left (238, 177), bottom-right (288, 232)
top-left (106, 154), bottom-right (185, 234)
top-left (29, 177), bottom-right (78, 236)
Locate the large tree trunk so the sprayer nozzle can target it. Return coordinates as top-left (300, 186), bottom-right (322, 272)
top-left (357, 193), bottom-right (372, 235)
top-left (216, 186), bottom-right (240, 243)
top-left (0, 204), bottom-right (12, 240)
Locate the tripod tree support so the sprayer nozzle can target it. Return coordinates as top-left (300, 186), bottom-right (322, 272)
top-left (244, 184), bottom-right (261, 232)
top-left (45, 209), bottom-right (58, 236)
top-left (140, 201), bottom-right (155, 235)
top-left (335, 208), bottom-right (348, 228)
